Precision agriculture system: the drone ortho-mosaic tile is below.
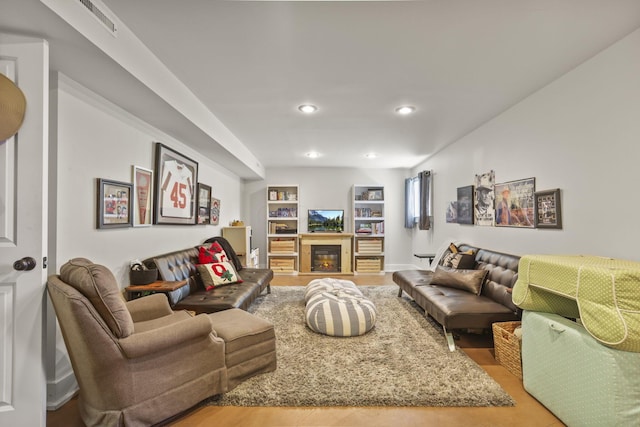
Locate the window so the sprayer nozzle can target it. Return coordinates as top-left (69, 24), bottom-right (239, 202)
top-left (405, 171), bottom-right (432, 230)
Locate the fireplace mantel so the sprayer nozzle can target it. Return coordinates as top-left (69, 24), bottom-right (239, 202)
top-left (299, 233), bottom-right (353, 274)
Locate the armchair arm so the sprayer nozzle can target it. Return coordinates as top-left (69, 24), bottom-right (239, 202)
top-left (119, 314), bottom-right (215, 359)
top-left (126, 293), bottom-right (173, 322)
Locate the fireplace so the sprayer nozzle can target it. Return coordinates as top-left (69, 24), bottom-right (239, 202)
top-left (299, 233), bottom-right (353, 274)
top-left (311, 245), bottom-right (341, 273)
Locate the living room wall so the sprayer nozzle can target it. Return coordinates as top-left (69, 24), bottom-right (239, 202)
top-left (411, 27), bottom-right (640, 261)
top-left (51, 73), bottom-right (244, 282)
top-left (242, 167), bottom-right (413, 270)
top-left (47, 73), bottom-right (246, 408)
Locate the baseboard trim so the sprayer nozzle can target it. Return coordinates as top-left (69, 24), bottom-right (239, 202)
top-left (383, 264), bottom-right (418, 272)
top-left (47, 369), bottom-right (78, 410)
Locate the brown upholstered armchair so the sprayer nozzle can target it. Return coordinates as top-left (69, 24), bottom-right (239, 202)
top-left (47, 258), bottom-right (228, 426)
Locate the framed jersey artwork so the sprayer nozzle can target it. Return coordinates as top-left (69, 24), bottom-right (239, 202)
top-left (153, 142), bottom-right (199, 225)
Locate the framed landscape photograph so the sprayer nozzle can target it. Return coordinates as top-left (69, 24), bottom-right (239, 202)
top-left (494, 178), bottom-right (536, 228)
top-left (97, 178), bottom-right (133, 229)
top-left (132, 165), bottom-right (153, 227)
top-left (153, 142), bottom-right (198, 225)
top-left (210, 197), bottom-right (220, 225)
top-left (456, 185), bottom-right (474, 225)
top-left (197, 183), bottom-right (212, 224)
top-left (535, 188), bottom-right (562, 229)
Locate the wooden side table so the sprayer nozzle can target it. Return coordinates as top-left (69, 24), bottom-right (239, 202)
top-left (125, 279), bottom-right (188, 301)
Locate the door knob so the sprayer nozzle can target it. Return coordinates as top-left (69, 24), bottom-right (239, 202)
top-left (13, 257), bottom-right (37, 271)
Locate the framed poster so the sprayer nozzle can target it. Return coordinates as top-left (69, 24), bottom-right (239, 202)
top-left (197, 183), bottom-right (212, 224)
top-left (474, 171), bottom-right (495, 226)
top-left (446, 201), bottom-right (458, 223)
top-left (535, 188), bottom-right (562, 229)
top-left (456, 186), bottom-right (474, 225)
top-left (97, 178), bottom-right (133, 229)
top-left (153, 142), bottom-right (198, 225)
top-left (132, 165), bottom-right (153, 227)
top-left (495, 178), bottom-right (536, 228)
top-left (210, 197), bottom-right (220, 225)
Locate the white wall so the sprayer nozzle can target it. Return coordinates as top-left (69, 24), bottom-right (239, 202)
top-left (47, 73), bottom-right (247, 408)
top-left (411, 27), bottom-right (640, 261)
top-left (52, 73), bottom-right (244, 284)
top-left (243, 167), bottom-right (413, 270)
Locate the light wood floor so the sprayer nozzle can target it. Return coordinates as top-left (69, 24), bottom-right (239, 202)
top-left (47, 274), bottom-right (564, 427)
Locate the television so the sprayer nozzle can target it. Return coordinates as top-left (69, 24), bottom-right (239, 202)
top-left (308, 209), bottom-right (344, 233)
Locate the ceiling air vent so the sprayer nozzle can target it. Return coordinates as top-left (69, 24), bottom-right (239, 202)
top-left (78, 0), bottom-right (117, 35)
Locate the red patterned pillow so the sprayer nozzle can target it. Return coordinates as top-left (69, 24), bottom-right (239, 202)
top-left (197, 262), bottom-right (243, 290)
top-left (198, 242), bottom-right (229, 264)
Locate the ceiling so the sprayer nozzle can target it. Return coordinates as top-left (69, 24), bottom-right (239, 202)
top-left (3, 1), bottom-right (640, 179)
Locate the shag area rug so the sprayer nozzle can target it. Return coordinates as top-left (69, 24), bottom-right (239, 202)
top-left (207, 285), bottom-right (514, 407)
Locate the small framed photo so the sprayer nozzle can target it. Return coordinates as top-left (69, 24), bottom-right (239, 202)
top-left (197, 183), bottom-right (212, 224)
top-left (153, 142), bottom-right (198, 225)
top-left (535, 188), bottom-right (562, 229)
top-left (367, 189), bottom-right (384, 200)
top-left (97, 178), bottom-right (133, 229)
top-left (210, 197), bottom-right (220, 225)
top-left (132, 166), bottom-right (153, 227)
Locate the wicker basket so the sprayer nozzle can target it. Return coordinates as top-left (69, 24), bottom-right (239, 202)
top-left (492, 321), bottom-right (522, 379)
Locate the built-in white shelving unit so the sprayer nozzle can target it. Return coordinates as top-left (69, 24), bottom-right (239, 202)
top-left (352, 185), bottom-right (385, 274)
top-left (266, 185), bottom-right (299, 274)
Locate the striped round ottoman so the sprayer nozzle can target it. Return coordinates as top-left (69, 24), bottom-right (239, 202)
top-left (304, 279), bottom-right (377, 337)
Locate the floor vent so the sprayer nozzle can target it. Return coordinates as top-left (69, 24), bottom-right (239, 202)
top-left (78, 0), bottom-right (117, 35)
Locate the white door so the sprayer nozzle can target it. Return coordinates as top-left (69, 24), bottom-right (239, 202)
top-left (0, 35), bottom-right (49, 427)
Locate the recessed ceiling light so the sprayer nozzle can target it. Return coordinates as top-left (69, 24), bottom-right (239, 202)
top-left (395, 105), bottom-right (416, 115)
top-left (298, 104), bottom-right (318, 114)
top-left (305, 151), bottom-right (321, 158)
top-left (364, 153), bottom-right (377, 159)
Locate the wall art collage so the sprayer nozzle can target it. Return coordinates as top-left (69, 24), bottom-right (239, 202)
top-left (446, 170), bottom-right (562, 229)
top-left (96, 142), bottom-right (221, 229)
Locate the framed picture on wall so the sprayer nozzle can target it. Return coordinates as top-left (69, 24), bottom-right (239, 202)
top-left (132, 165), bottom-right (153, 227)
top-left (153, 142), bottom-right (198, 225)
top-left (535, 188), bottom-right (562, 229)
top-left (97, 178), bottom-right (133, 229)
top-left (210, 197), bottom-right (220, 225)
top-left (456, 185), bottom-right (474, 224)
top-left (495, 178), bottom-right (536, 228)
top-left (197, 183), bottom-right (212, 224)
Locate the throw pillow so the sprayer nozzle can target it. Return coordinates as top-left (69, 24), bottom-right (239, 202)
top-left (197, 261), bottom-right (243, 290)
top-left (198, 242), bottom-right (229, 264)
top-left (431, 265), bottom-right (488, 296)
top-left (448, 253), bottom-right (477, 269)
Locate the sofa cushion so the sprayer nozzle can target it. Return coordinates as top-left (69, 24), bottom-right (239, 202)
top-left (60, 258), bottom-right (134, 338)
top-left (447, 253), bottom-right (477, 269)
top-left (432, 265), bottom-right (488, 296)
top-left (198, 242), bottom-right (228, 264)
top-left (198, 261), bottom-right (243, 290)
top-left (203, 236), bottom-right (244, 271)
top-left (441, 243), bottom-right (476, 268)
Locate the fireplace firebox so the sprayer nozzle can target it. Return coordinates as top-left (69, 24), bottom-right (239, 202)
top-left (311, 245), bottom-right (341, 273)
